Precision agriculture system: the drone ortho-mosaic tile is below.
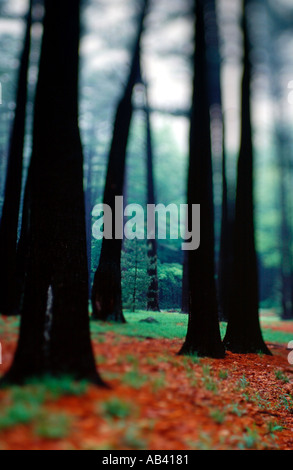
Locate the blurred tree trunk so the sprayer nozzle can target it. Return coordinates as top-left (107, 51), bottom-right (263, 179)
top-left (218, 130), bottom-right (234, 322)
top-left (0, 0), bottom-right (32, 316)
top-left (267, 6), bottom-right (293, 320)
top-left (85, 140), bottom-right (94, 298)
top-left (223, 0), bottom-right (271, 354)
top-left (179, 0), bottom-right (225, 358)
top-left (181, 252), bottom-right (189, 313)
top-left (2, 0), bottom-right (103, 385)
top-left (91, 0), bottom-right (148, 322)
top-left (144, 81), bottom-right (160, 312)
top-left (276, 127), bottom-right (293, 319)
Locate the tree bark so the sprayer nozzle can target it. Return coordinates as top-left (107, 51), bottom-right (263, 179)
top-left (223, 0), bottom-right (271, 355)
top-left (1, 0), bottom-right (104, 385)
top-left (144, 81), bottom-right (160, 312)
top-left (91, 0), bottom-right (149, 322)
top-left (0, 1), bottom-right (32, 316)
top-left (179, 0), bottom-right (225, 359)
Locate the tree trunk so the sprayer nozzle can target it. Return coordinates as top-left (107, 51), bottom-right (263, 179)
top-left (144, 81), bottom-right (160, 312)
top-left (0, 0), bottom-right (32, 316)
top-left (181, 252), bottom-right (189, 313)
top-left (179, 0), bottom-right (225, 359)
top-left (1, 0), bottom-right (103, 385)
top-left (223, 0), bottom-right (271, 355)
top-left (218, 131), bottom-right (234, 322)
top-left (276, 127), bottom-right (293, 319)
top-left (91, 0), bottom-right (148, 322)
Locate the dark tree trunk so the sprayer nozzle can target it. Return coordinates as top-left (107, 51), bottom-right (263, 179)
top-left (179, 0), bottom-right (225, 359)
top-left (267, 5), bottom-right (293, 320)
top-left (223, 0), bottom-right (271, 355)
top-left (0, 1), bottom-right (32, 316)
top-left (218, 132), bottom-right (234, 322)
top-left (1, 0), bottom-right (103, 386)
top-left (91, 0), bottom-right (148, 323)
top-left (276, 127), bottom-right (293, 319)
top-left (85, 144), bottom-right (94, 298)
top-left (181, 252), bottom-right (189, 313)
top-left (144, 82), bottom-right (160, 312)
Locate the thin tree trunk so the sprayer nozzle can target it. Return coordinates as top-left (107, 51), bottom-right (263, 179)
top-left (91, 0), bottom-right (148, 323)
top-left (0, 0), bottom-right (32, 316)
top-left (223, 0), bottom-right (271, 355)
top-left (144, 81), bottom-right (160, 312)
top-left (179, 0), bottom-right (225, 359)
top-left (1, 0), bottom-right (103, 385)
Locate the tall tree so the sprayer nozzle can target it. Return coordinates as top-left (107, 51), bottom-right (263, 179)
top-left (276, 126), bottom-right (293, 320)
top-left (1, 0), bottom-right (103, 385)
top-left (223, 0), bottom-right (271, 354)
top-left (91, 0), bottom-right (148, 322)
top-left (179, 0), bottom-right (225, 358)
top-left (218, 127), bottom-right (234, 322)
top-left (0, 0), bottom-right (33, 316)
top-left (267, 3), bottom-right (293, 320)
top-left (143, 80), bottom-right (160, 312)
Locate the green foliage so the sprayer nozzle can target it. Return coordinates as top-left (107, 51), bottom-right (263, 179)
top-left (274, 369), bottom-right (290, 384)
top-left (0, 377), bottom-right (86, 433)
top-left (101, 398), bottom-right (133, 420)
top-left (26, 375), bottom-right (89, 399)
top-left (238, 427), bottom-right (262, 450)
top-left (236, 375), bottom-right (250, 391)
top-left (0, 402), bottom-right (40, 430)
top-left (158, 262), bottom-right (183, 310)
top-left (266, 421), bottom-right (284, 436)
top-left (209, 409), bottom-right (226, 424)
top-left (218, 370), bottom-right (229, 380)
top-left (122, 367), bottom-right (148, 389)
top-left (34, 413), bottom-right (71, 440)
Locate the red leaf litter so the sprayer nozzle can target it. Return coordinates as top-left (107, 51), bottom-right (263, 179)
top-left (0, 318), bottom-right (292, 450)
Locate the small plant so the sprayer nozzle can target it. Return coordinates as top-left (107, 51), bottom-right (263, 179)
top-left (199, 365), bottom-right (218, 392)
top-left (239, 427), bottom-right (262, 450)
top-left (189, 353), bottom-right (201, 365)
top-left (151, 373), bottom-right (166, 393)
top-left (122, 368), bottom-right (148, 389)
top-left (121, 424), bottom-right (148, 450)
top-left (0, 403), bottom-right (40, 430)
top-left (101, 398), bottom-right (133, 420)
top-left (266, 421), bottom-right (283, 436)
top-left (236, 375), bottom-right (250, 390)
top-left (274, 370), bottom-right (290, 384)
top-left (34, 413), bottom-right (71, 439)
top-left (209, 409), bottom-right (226, 424)
top-left (277, 394), bottom-right (293, 413)
top-left (218, 370), bottom-right (229, 380)
top-left (227, 403), bottom-right (246, 417)
top-left (27, 375), bottom-right (89, 399)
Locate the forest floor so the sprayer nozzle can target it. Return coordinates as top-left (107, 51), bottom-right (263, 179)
top-left (0, 311), bottom-right (292, 450)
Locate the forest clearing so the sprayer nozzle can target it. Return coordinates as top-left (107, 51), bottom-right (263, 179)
top-left (0, 311), bottom-right (292, 451)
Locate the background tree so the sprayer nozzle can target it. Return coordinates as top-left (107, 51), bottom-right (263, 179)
top-left (144, 80), bottom-right (160, 312)
top-left (91, 0), bottom-right (149, 323)
top-left (0, 0), bottom-right (33, 316)
top-left (223, 0), bottom-right (271, 355)
top-left (1, 0), bottom-right (103, 385)
top-left (179, 0), bottom-right (225, 359)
